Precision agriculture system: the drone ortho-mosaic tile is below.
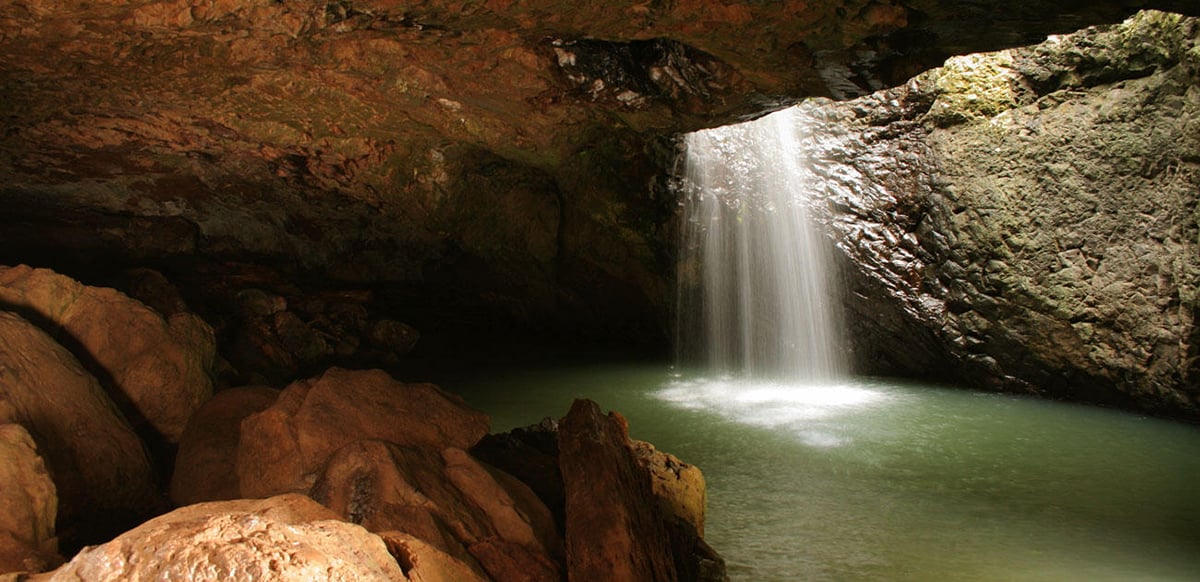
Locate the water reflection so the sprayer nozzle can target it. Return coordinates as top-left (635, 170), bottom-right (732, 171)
top-left (656, 376), bottom-right (893, 447)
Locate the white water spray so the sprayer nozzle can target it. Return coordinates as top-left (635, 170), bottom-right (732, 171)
top-left (676, 107), bottom-right (844, 382)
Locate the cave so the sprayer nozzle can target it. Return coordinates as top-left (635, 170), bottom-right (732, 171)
top-left (1, 1), bottom-right (1199, 580)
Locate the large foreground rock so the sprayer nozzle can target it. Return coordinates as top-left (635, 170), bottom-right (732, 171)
top-left (237, 368), bottom-right (489, 497)
top-left (0, 265), bottom-right (215, 442)
top-left (0, 424), bottom-right (60, 575)
top-left (0, 311), bottom-right (158, 530)
top-left (28, 495), bottom-right (406, 582)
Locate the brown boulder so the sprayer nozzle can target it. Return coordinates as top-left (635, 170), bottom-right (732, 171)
top-left (0, 265), bottom-right (215, 443)
top-left (169, 386), bottom-right (281, 506)
top-left (28, 494), bottom-right (407, 582)
top-left (0, 311), bottom-right (158, 529)
top-left (237, 368), bottom-right (489, 497)
top-left (0, 424), bottom-right (60, 575)
top-left (310, 440), bottom-right (561, 582)
top-left (558, 399), bottom-right (677, 582)
top-left (310, 441), bottom-right (481, 565)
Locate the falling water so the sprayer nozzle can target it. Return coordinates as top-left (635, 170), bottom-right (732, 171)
top-left (676, 107), bottom-right (844, 381)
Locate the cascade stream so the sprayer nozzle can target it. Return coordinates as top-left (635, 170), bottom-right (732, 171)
top-left (676, 107), bottom-right (843, 382)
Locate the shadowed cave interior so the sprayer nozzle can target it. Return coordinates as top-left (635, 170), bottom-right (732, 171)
top-left (1, 2), bottom-right (1200, 580)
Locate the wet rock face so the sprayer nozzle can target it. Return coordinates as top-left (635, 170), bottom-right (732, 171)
top-left (801, 12), bottom-right (1200, 418)
top-left (2, 1), bottom-right (1196, 341)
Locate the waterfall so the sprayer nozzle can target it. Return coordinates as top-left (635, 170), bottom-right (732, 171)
top-left (676, 106), bottom-right (844, 382)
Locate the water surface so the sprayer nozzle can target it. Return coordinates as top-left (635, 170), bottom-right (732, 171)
top-left (446, 359), bottom-right (1200, 581)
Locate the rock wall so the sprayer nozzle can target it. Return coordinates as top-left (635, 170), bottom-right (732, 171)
top-left (2, 1), bottom-right (1197, 342)
top-left (799, 11), bottom-right (1200, 418)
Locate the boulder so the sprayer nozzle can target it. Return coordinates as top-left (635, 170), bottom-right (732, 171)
top-left (169, 386), bottom-right (281, 506)
top-left (237, 368), bottom-right (489, 497)
top-left (632, 440), bottom-right (708, 537)
top-left (108, 268), bottom-right (190, 318)
top-left (0, 265), bottom-right (215, 442)
top-left (309, 440), bottom-right (561, 582)
top-left (0, 424), bottom-right (60, 575)
top-left (480, 409), bottom-right (727, 582)
top-left (367, 319), bottom-right (421, 355)
top-left (378, 531), bottom-right (488, 582)
top-left (310, 441), bottom-right (478, 565)
top-left (28, 494), bottom-right (407, 581)
top-left (632, 440), bottom-right (727, 581)
top-left (470, 419), bottom-right (566, 530)
top-left (558, 399), bottom-right (677, 582)
top-left (0, 311), bottom-right (158, 530)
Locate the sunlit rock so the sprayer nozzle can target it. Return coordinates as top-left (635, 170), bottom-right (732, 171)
top-left (632, 439), bottom-right (707, 537)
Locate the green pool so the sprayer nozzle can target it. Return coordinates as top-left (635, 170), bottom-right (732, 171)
top-left (438, 356), bottom-right (1200, 581)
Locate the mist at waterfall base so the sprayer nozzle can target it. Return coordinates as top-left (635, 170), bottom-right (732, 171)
top-left (443, 107), bottom-right (1200, 581)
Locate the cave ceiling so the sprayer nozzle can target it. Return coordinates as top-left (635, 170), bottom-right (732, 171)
top-left (2, 0), bottom-right (1197, 337)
